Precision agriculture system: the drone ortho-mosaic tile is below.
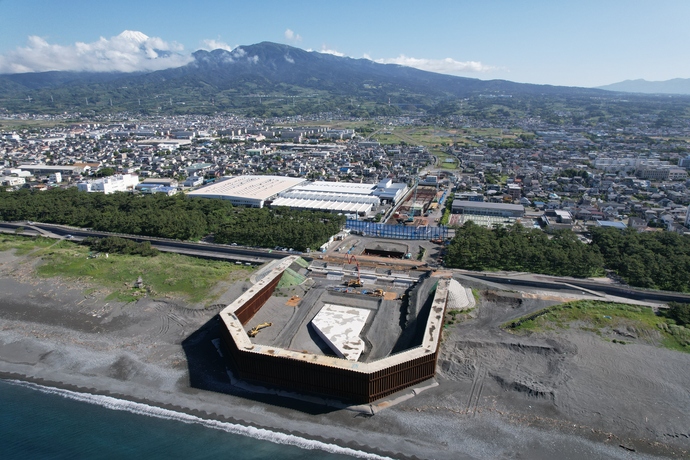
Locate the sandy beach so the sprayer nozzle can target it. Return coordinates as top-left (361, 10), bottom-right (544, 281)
top-left (1, 249), bottom-right (689, 459)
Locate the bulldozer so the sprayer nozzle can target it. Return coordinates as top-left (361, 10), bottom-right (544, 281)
top-left (247, 322), bottom-right (272, 337)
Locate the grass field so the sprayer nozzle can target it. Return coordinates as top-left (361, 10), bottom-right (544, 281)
top-left (369, 125), bottom-right (529, 148)
top-left (503, 300), bottom-right (690, 353)
top-left (0, 118), bottom-right (74, 129)
top-left (431, 149), bottom-right (459, 169)
top-left (0, 234), bottom-right (254, 303)
top-left (0, 233), bottom-right (57, 255)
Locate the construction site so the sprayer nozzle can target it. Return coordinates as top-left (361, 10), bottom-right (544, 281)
top-left (218, 255), bottom-right (474, 403)
top-left (388, 185), bottom-right (447, 227)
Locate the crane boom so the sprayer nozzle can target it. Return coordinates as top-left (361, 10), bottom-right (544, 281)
top-left (345, 254), bottom-right (362, 287)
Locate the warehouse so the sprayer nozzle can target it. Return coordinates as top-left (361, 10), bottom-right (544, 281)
top-left (189, 175), bottom-right (407, 215)
top-left (451, 200), bottom-right (525, 218)
top-left (188, 175), bottom-right (307, 208)
top-left (271, 178), bottom-right (408, 216)
top-left (271, 191), bottom-right (378, 215)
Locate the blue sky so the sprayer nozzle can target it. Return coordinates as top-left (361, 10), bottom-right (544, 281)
top-left (1, 0), bottom-right (688, 87)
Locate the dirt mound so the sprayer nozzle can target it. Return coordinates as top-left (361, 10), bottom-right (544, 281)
top-left (439, 338), bottom-right (571, 402)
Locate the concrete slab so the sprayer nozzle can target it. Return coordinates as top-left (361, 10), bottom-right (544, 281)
top-left (311, 304), bottom-right (370, 361)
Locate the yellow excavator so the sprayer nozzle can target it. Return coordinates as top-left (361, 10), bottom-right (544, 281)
top-left (368, 289), bottom-right (385, 297)
top-left (247, 322), bottom-right (272, 337)
top-left (345, 254), bottom-right (363, 287)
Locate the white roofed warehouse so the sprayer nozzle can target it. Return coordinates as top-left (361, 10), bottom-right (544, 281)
top-left (188, 175), bottom-right (307, 208)
top-left (188, 175), bottom-right (408, 217)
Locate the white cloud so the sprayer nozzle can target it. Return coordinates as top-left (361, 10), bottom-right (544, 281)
top-left (372, 54), bottom-right (495, 74)
top-left (0, 30), bottom-right (192, 74)
top-left (284, 29), bottom-right (302, 42)
top-left (318, 46), bottom-right (345, 57)
top-left (284, 55), bottom-right (295, 64)
top-left (201, 39), bottom-right (234, 52)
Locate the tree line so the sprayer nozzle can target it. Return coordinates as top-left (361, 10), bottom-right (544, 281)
top-left (590, 226), bottom-right (690, 292)
top-left (84, 236), bottom-right (159, 257)
top-left (445, 222), bottom-right (604, 278)
top-left (213, 207), bottom-right (345, 251)
top-left (0, 188), bottom-right (344, 251)
top-left (445, 223), bottom-right (690, 292)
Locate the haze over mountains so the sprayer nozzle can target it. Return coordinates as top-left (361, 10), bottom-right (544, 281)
top-left (0, 41), bottom-right (688, 115)
top-left (598, 78), bottom-right (690, 95)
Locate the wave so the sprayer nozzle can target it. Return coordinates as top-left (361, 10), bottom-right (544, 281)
top-left (5, 380), bottom-right (392, 460)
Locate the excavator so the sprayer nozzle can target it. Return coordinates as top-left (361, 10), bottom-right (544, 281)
top-left (247, 322), bottom-right (272, 337)
top-left (366, 288), bottom-right (385, 297)
top-left (345, 254), bottom-right (363, 287)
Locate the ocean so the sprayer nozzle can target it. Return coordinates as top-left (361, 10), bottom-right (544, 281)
top-left (0, 379), bottom-right (390, 460)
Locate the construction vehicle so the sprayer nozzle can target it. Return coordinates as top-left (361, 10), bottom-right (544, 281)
top-left (344, 254), bottom-right (363, 287)
top-left (247, 322), bottom-right (272, 337)
top-left (367, 288), bottom-right (384, 297)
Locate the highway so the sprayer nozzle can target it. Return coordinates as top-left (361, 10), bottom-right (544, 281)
top-left (0, 221), bottom-right (290, 265)
top-left (3, 220), bottom-right (690, 305)
top-left (456, 271), bottom-right (690, 305)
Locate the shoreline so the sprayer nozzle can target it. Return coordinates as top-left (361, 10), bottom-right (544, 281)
top-left (0, 377), bottom-right (396, 460)
top-left (1, 250), bottom-right (689, 459)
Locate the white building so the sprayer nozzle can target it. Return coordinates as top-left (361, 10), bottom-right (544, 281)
top-left (188, 175), bottom-right (307, 208)
top-left (77, 174), bottom-right (139, 194)
top-left (1, 176), bottom-right (25, 187)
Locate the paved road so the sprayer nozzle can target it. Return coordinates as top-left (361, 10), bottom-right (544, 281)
top-left (455, 270), bottom-right (690, 305)
top-left (0, 221), bottom-right (287, 265)
top-left (3, 221), bottom-right (689, 305)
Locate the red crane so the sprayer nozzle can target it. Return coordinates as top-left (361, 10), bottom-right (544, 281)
top-left (345, 254), bottom-right (362, 287)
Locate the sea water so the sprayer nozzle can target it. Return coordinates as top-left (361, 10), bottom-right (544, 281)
top-left (0, 380), bottom-right (390, 460)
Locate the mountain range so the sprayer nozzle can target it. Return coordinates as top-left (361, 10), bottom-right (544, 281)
top-left (0, 41), bottom-right (686, 116)
top-left (598, 78), bottom-right (690, 95)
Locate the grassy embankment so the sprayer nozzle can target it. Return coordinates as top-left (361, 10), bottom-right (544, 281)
top-left (503, 300), bottom-right (690, 353)
top-left (0, 235), bottom-right (254, 304)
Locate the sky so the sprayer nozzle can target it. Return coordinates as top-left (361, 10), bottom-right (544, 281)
top-left (1, 0), bottom-right (689, 87)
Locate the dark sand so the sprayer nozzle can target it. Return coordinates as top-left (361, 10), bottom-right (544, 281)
top-left (1, 250), bottom-right (688, 459)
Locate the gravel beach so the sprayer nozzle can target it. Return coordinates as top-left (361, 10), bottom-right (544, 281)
top-left (1, 250), bottom-right (688, 459)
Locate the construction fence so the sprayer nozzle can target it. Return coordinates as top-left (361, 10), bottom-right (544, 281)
top-left (346, 220), bottom-right (449, 240)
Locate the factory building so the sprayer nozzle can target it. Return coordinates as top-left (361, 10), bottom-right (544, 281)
top-left (18, 164), bottom-right (85, 177)
top-left (190, 175), bottom-right (407, 216)
top-left (188, 175), bottom-right (307, 208)
top-left (451, 200), bottom-right (525, 218)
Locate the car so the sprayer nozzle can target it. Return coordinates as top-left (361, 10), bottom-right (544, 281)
top-left (65, 234), bottom-right (73, 239)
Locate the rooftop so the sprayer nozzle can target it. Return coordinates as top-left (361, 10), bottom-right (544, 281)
top-left (188, 175), bottom-right (306, 201)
